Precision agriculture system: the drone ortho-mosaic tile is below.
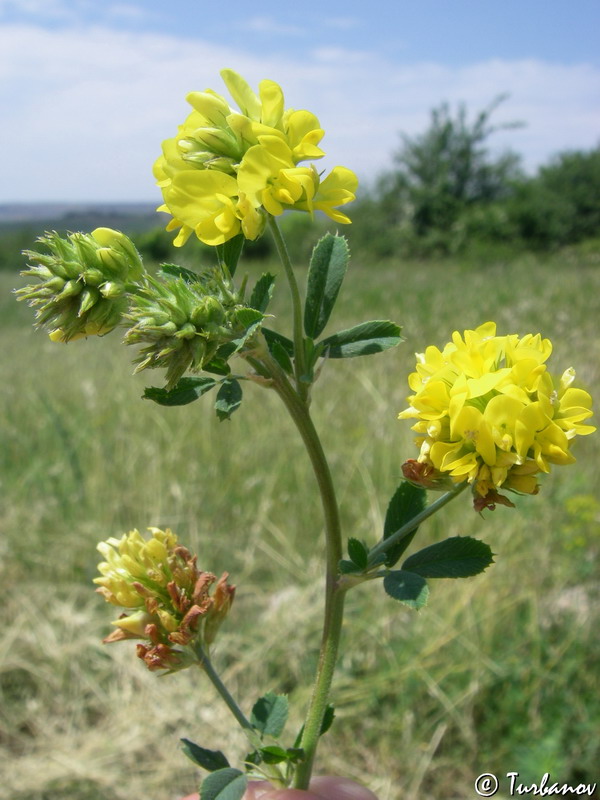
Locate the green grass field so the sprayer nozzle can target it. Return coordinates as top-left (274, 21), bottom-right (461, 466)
top-left (1, 242), bottom-right (599, 800)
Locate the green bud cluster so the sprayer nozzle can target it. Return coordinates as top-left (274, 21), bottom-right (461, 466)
top-left (16, 228), bottom-right (144, 342)
top-left (124, 269), bottom-right (263, 388)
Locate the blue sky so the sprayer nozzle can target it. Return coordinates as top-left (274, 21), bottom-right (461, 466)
top-left (1, 0), bottom-right (599, 201)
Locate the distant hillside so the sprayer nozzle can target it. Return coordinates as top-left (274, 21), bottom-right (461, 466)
top-left (0, 202), bottom-right (159, 231)
top-left (0, 202), bottom-right (163, 272)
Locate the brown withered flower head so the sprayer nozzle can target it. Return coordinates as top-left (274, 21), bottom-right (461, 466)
top-left (94, 528), bottom-right (235, 672)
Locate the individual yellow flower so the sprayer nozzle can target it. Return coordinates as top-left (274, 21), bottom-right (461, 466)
top-left (218, 69), bottom-right (326, 162)
top-left (399, 323), bottom-right (595, 510)
top-left (237, 136), bottom-right (357, 222)
top-left (157, 169), bottom-right (265, 247)
top-left (94, 528), bottom-right (235, 672)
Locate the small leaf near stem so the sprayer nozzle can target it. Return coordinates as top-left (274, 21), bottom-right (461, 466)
top-left (250, 692), bottom-right (289, 738)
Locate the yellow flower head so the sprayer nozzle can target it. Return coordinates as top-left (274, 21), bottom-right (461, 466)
top-left (94, 528), bottom-right (235, 671)
top-left (154, 69), bottom-right (357, 246)
top-left (399, 323), bottom-right (595, 510)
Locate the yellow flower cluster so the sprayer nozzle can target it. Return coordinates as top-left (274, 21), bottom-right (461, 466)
top-left (154, 69), bottom-right (358, 246)
top-left (94, 528), bottom-right (234, 671)
top-left (399, 322), bottom-right (595, 510)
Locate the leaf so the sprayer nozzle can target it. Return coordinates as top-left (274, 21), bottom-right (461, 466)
top-left (249, 273), bottom-right (276, 313)
top-left (319, 704), bottom-right (335, 736)
top-left (270, 339), bottom-right (294, 374)
top-left (143, 377), bottom-right (217, 406)
top-left (320, 320), bottom-right (403, 358)
top-left (402, 536), bottom-right (494, 578)
top-left (235, 307), bottom-right (264, 330)
top-left (259, 745), bottom-right (289, 764)
top-left (201, 768), bottom-right (247, 800)
top-left (338, 559), bottom-right (361, 575)
top-left (202, 357), bottom-right (231, 376)
top-left (216, 234), bottom-right (244, 278)
top-left (382, 483), bottom-right (427, 567)
top-left (262, 328), bottom-right (294, 357)
top-left (215, 379), bottom-right (242, 421)
top-left (293, 704), bottom-right (335, 748)
top-left (383, 570), bottom-right (429, 610)
top-left (180, 738), bottom-right (230, 772)
top-left (244, 750), bottom-right (262, 767)
top-left (250, 692), bottom-right (288, 738)
top-left (230, 308), bottom-right (265, 352)
top-left (304, 234), bottom-right (350, 339)
top-left (347, 538), bottom-right (368, 570)
top-left (159, 263), bottom-right (204, 284)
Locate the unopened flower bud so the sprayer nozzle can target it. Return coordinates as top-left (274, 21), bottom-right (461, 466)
top-left (99, 281), bottom-right (126, 299)
top-left (125, 269), bottom-right (264, 388)
top-left (15, 229), bottom-right (146, 342)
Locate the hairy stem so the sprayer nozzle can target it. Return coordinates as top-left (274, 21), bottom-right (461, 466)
top-left (253, 348), bottom-right (345, 789)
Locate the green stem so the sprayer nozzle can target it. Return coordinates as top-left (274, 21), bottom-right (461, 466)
top-left (267, 215), bottom-right (308, 398)
top-left (367, 482), bottom-right (468, 567)
top-left (194, 642), bottom-right (287, 786)
top-left (193, 642), bottom-right (257, 740)
top-left (254, 349), bottom-right (345, 790)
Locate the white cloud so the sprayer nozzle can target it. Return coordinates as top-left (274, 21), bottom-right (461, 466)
top-left (241, 16), bottom-right (306, 36)
top-left (1, 22), bottom-right (598, 201)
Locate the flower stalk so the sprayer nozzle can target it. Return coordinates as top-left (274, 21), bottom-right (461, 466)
top-left (267, 216), bottom-right (309, 400)
top-left (367, 482), bottom-right (468, 568)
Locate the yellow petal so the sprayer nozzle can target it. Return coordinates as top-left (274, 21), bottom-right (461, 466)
top-left (220, 69), bottom-right (261, 119)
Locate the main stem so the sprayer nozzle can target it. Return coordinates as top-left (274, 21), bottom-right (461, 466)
top-left (258, 351), bottom-right (345, 790)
